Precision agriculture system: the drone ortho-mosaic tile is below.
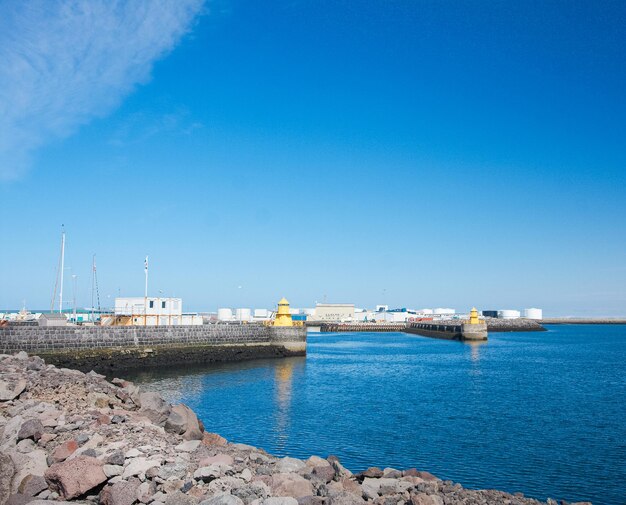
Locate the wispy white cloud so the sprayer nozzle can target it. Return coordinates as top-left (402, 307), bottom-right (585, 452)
top-left (0, 0), bottom-right (205, 180)
top-left (109, 108), bottom-right (203, 147)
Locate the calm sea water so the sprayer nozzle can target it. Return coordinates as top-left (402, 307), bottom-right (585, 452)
top-left (122, 325), bottom-right (626, 505)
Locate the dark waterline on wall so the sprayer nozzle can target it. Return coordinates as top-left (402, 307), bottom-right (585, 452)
top-left (122, 325), bottom-right (626, 505)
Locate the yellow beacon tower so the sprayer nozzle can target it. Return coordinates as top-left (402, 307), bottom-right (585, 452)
top-left (273, 297), bottom-right (294, 327)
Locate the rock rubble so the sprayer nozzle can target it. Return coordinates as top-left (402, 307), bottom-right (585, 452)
top-left (0, 352), bottom-right (589, 505)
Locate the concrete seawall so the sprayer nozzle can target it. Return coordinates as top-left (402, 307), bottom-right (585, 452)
top-left (0, 324), bottom-right (306, 372)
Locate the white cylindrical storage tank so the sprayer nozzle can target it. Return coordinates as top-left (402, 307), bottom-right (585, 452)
top-left (421, 309), bottom-right (434, 315)
top-left (303, 308), bottom-right (316, 316)
top-left (235, 308), bottom-right (252, 321)
top-left (498, 309), bottom-right (521, 319)
top-left (524, 308), bottom-right (543, 320)
top-left (254, 309), bottom-right (269, 319)
top-left (217, 308), bottom-right (233, 321)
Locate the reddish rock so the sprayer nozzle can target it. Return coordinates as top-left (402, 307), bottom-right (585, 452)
top-left (415, 471), bottom-right (439, 481)
top-left (202, 432), bottom-right (227, 447)
top-left (48, 440), bottom-right (78, 464)
top-left (358, 467), bottom-right (384, 479)
top-left (96, 415), bottom-right (111, 426)
top-left (402, 468), bottom-right (419, 477)
top-left (99, 477), bottom-right (141, 505)
top-left (45, 456), bottom-right (107, 499)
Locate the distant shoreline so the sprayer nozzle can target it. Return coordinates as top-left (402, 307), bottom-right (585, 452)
top-left (542, 318), bottom-right (626, 325)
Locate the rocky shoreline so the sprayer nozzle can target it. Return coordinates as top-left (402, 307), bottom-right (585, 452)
top-left (1, 353), bottom-right (589, 505)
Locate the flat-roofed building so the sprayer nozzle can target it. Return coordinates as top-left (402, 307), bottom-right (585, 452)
top-left (314, 303), bottom-right (355, 322)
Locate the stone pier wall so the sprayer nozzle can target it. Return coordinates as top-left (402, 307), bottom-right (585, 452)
top-left (0, 324), bottom-right (306, 372)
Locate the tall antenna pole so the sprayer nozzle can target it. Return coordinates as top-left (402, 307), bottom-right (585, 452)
top-left (91, 255), bottom-right (96, 322)
top-left (144, 255), bottom-right (149, 326)
top-left (59, 226), bottom-right (65, 314)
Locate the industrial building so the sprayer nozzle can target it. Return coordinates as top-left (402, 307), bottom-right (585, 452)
top-left (105, 297), bottom-right (202, 326)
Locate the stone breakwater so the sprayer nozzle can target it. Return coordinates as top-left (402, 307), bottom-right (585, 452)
top-left (0, 353), bottom-right (590, 505)
top-left (0, 325), bottom-right (306, 373)
top-left (484, 319), bottom-right (546, 332)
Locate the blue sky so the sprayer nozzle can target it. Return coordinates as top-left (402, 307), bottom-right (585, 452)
top-left (1, 0), bottom-right (625, 316)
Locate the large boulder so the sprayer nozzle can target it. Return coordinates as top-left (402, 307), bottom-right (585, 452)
top-left (271, 473), bottom-right (314, 498)
top-left (276, 457), bottom-right (306, 474)
top-left (45, 456), bottom-right (107, 499)
top-left (99, 477), bottom-right (141, 505)
top-left (0, 453), bottom-right (15, 505)
top-left (138, 392), bottom-right (171, 426)
top-left (9, 449), bottom-right (47, 494)
top-left (165, 404), bottom-right (204, 440)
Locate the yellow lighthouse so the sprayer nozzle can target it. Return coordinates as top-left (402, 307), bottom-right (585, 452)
top-left (273, 297), bottom-right (294, 327)
top-left (469, 307), bottom-right (480, 324)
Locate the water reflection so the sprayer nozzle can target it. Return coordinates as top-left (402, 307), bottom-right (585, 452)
top-left (467, 341), bottom-right (487, 363)
top-left (272, 358), bottom-right (305, 452)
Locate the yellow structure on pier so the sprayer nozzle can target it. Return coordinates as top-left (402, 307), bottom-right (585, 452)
top-left (469, 307), bottom-right (480, 324)
top-left (273, 297), bottom-right (296, 327)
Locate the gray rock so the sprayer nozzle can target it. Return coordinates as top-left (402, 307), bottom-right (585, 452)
top-left (159, 463), bottom-right (188, 480)
top-left (17, 419), bottom-right (44, 442)
top-left (276, 457), bottom-right (306, 474)
top-left (16, 439), bottom-right (35, 454)
top-left (327, 457), bottom-right (352, 480)
top-left (138, 392), bottom-right (171, 426)
top-left (297, 497), bottom-right (328, 505)
top-left (103, 465), bottom-right (123, 478)
top-left (17, 474), bottom-right (48, 496)
top-left (200, 494), bottom-right (245, 505)
top-left (327, 492), bottom-right (365, 505)
top-left (175, 440), bottom-right (201, 453)
top-left (232, 481), bottom-right (271, 504)
top-left (261, 498), bottom-right (299, 505)
top-left (311, 466), bottom-right (335, 484)
top-left (105, 451), bottom-right (125, 466)
top-left (0, 379), bottom-right (27, 401)
top-left (0, 453), bottom-right (16, 505)
top-left (5, 493), bottom-right (33, 505)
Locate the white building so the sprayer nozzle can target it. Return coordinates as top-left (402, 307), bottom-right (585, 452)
top-left (112, 297), bottom-right (201, 326)
top-left (314, 303), bottom-right (355, 322)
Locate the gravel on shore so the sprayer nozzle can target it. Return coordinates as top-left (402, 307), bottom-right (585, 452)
top-left (0, 352), bottom-right (589, 505)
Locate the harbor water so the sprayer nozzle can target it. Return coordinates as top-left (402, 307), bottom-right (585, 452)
top-left (123, 325), bottom-right (626, 505)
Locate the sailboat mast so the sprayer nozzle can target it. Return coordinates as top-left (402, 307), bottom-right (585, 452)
top-left (59, 227), bottom-right (65, 314)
